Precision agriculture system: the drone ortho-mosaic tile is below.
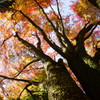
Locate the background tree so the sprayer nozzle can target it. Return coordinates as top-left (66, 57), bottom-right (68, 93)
top-left (0, 0), bottom-right (99, 100)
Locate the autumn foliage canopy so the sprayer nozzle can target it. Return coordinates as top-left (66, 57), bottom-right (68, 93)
top-left (0, 0), bottom-right (99, 100)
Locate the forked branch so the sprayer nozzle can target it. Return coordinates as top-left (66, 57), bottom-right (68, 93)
top-left (14, 32), bottom-right (53, 62)
top-left (75, 21), bottom-right (100, 56)
top-left (34, 0), bottom-right (74, 51)
top-left (85, 21), bottom-right (100, 40)
top-left (34, 0), bottom-right (67, 48)
top-left (18, 10), bottom-right (69, 59)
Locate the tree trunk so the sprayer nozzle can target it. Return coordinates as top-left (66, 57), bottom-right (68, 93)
top-left (67, 56), bottom-right (100, 100)
top-left (44, 60), bottom-right (89, 100)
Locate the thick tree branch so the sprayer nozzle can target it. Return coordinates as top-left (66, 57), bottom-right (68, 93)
top-left (34, 0), bottom-right (67, 48)
top-left (94, 48), bottom-right (100, 64)
top-left (75, 22), bottom-right (95, 55)
top-left (85, 21), bottom-right (100, 40)
top-left (76, 21), bottom-right (100, 41)
top-left (49, 4), bottom-right (73, 51)
top-left (75, 21), bottom-right (100, 57)
top-left (14, 32), bottom-right (53, 62)
top-left (34, 0), bottom-right (74, 52)
top-left (76, 23), bottom-right (94, 41)
top-left (56, 0), bottom-right (74, 50)
top-left (93, 41), bottom-right (100, 65)
top-left (74, 22), bottom-right (100, 69)
top-left (18, 10), bottom-right (71, 59)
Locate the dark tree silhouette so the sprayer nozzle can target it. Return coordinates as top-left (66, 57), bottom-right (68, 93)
top-left (0, 0), bottom-right (100, 100)
top-left (88, 0), bottom-right (100, 8)
top-left (0, 0), bottom-right (15, 12)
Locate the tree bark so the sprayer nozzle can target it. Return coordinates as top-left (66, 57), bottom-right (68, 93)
top-left (67, 56), bottom-right (100, 100)
top-left (14, 14), bottom-right (100, 99)
top-left (15, 33), bottom-right (89, 100)
top-left (43, 60), bottom-right (89, 100)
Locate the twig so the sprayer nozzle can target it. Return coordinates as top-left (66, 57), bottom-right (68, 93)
top-left (0, 35), bottom-right (13, 46)
top-left (0, 75), bottom-right (40, 86)
top-left (14, 58), bottom-right (40, 77)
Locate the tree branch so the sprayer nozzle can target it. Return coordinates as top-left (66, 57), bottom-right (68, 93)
top-left (49, 4), bottom-right (60, 20)
top-left (34, 0), bottom-right (58, 33)
top-left (18, 83), bottom-right (32, 99)
top-left (14, 32), bottom-right (53, 63)
top-left (33, 0), bottom-right (67, 49)
top-left (0, 75), bottom-right (39, 86)
top-left (0, 35), bottom-right (13, 46)
top-left (75, 21), bottom-right (100, 57)
top-left (18, 10), bottom-right (70, 59)
top-left (56, 0), bottom-right (65, 37)
top-left (75, 22), bottom-right (95, 55)
top-left (34, 0), bottom-right (75, 53)
top-left (76, 23), bottom-right (94, 41)
top-left (55, 22), bottom-right (67, 50)
top-left (85, 21), bottom-right (100, 40)
top-left (56, 0), bottom-right (74, 49)
top-left (14, 58), bottom-right (40, 77)
top-left (74, 21), bottom-right (100, 69)
top-left (33, 32), bottom-right (43, 52)
top-left (26, 88), bottom-right (35, 99)
top-left (49, 3), bottom-right (73, 51)
top-left (93, 41), bottom-right (100, 65)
